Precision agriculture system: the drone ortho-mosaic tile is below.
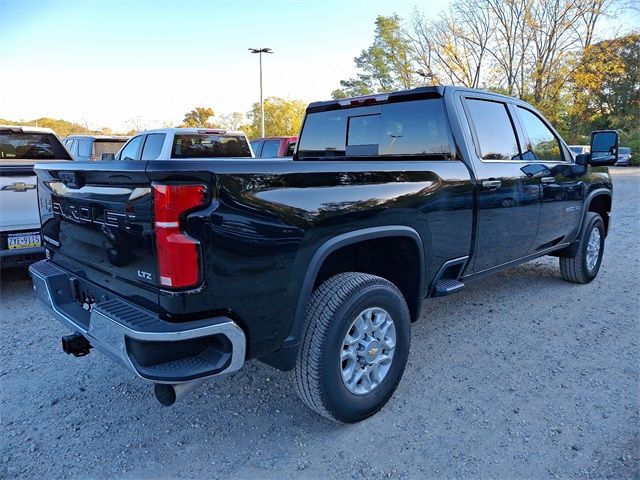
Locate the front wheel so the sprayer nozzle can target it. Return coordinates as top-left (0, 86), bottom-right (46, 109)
top-left (560, 212), bottom-right (605, 284)
top-left (292, 272), bottom-right (411, 423)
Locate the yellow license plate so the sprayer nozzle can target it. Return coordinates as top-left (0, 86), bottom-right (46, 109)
top-left (7, 232), bottom-right (41, 249)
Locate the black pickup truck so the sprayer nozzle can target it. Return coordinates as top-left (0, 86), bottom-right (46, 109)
top-left (29, 87), bottom-right (617, 423)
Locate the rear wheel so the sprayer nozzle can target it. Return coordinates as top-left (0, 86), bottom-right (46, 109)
top-left (292, 272), bottom-right (411, 423)
top-left (560, 212), bottom-right (605, 284)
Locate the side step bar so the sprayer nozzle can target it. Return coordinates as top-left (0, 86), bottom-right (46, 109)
top-left (432, 279), bottom-right (465, 297)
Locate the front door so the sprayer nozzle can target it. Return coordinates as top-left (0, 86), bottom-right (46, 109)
top-left (513, 106), bottom-right (586, 249)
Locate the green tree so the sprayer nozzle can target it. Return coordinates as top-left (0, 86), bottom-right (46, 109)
top-left (181, 107), bottom-right (216, 128)
top-left (332, 15), bottom-right (417, 99)
top-left (569, 33), bottom-right (640, 153)
top-left (244, 97), bottom-right (306, 139)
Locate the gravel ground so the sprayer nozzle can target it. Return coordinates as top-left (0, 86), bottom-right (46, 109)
top-left (1, 168), bottom-right (638, 480)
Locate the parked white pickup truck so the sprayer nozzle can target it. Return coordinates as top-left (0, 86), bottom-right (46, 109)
top-left (0, 125), bottom-right (72, 267)
top-left (113, 128), bottom-right (253, 161)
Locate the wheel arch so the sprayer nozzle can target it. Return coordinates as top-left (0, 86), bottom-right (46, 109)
top-left (261, 226), bottom-right (425, 371)
top-left (585, 189), bottom-right (612, 235)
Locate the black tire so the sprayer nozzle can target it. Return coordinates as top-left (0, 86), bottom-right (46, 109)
top-left (292, 272), bottom-right (411, 423)
top-left (560, 212), bottom-right (605, 284)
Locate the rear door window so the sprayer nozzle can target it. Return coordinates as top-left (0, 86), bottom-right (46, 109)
top-left (465, 99), bottom-right (521, 160)
top-left (141, 133), bottom-right (166, 160)
top-left (297, 99), bottom-right (451, 159)
top-left (261, 140), bottom-right (281, 158)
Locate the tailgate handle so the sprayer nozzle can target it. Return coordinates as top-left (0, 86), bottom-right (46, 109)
top-left (59, 171), bottom-right (84, 189)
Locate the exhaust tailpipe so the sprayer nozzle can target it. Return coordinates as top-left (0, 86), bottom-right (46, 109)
top-left (154, 378), bottom-right (209, 406)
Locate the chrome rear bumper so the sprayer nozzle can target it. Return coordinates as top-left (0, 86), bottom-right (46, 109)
top-left (29, 260), bottom-right (246, 384)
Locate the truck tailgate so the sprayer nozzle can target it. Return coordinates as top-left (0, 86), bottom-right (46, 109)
top-left (0, 164), bottom-right (40, 231)
top-left (35, 161), bottom-right (159, 311)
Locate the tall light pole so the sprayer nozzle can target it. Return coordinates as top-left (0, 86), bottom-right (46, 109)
top-left (249, 47), bottom-right (273, 138)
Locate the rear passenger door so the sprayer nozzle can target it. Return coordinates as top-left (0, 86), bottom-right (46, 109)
top-left (461, 95), bottom-right (541, 272)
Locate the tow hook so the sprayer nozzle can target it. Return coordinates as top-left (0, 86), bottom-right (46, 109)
top-left (61, 333), bottom-right (92, 357)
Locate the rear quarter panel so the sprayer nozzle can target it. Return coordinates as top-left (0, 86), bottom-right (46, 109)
top-left (147, 159), bottom-right (473, 358)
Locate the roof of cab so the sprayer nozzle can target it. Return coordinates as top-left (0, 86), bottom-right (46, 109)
top-left (136, 127), bottom-right (247, 136)
top-left (306, 85), bottom-right (527, 113)
top-left (64, 134), bottom-right (129, 141)
top-left (0, 125), bottom-right (56, 134)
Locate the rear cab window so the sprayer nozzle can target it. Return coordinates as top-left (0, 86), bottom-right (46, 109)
top-left (171, 134), bottom-right (251, 158)
top-left (0, 130), bottom-right (72, 161)
top-left (93, 139), bottom-right (127, 160)
top-left (297, 98), bottom-right (452, 159)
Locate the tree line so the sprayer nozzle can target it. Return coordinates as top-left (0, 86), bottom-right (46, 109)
top-left (180, 97), bottom-right (306, 139)
top-left (331, 1), bottom-right (639, 153)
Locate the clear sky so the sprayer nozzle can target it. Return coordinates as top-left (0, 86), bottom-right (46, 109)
top-left (0, 0), bottom-right (451, 131)
top-left (0, 0), bottom-right (637, 132)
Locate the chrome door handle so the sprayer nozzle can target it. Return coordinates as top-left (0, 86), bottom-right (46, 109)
top-left (482, 180), bottom-right (502, 189)
top-left (541, 176), bottom-right (555, 184)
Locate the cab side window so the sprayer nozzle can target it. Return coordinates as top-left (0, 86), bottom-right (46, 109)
top-left (465, 98), bottom-right (521, 160)
top-left (516, 107), bottom-right (563, 161)
top-left (261, 140), bottom-right (281, 158)
top-left (118, 135), bottom-right (145, 161)
top-left (250, 140), bottom-right (263, 157)
top-left (77, 139), bottom-right (92, 158)
top-left (141, 133), bottom-right (166, 160)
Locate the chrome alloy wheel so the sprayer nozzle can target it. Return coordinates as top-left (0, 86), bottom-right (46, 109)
top-left (586, 227), bottom-right (601, 272)
top-left (340, 307), bottom-right (396, 395)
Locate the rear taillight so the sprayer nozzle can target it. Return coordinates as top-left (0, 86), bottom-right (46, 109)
top-left (153, 184), bottom-right (208, 289)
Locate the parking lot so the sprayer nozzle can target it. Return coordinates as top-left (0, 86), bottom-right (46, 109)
top-left (0, 168), bottom-right (638, 479)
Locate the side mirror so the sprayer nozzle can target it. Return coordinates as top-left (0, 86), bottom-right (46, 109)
top-left (589, 130), bottom-right (618, 166)
top-left (101, 153), bottom-right (115, 161)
